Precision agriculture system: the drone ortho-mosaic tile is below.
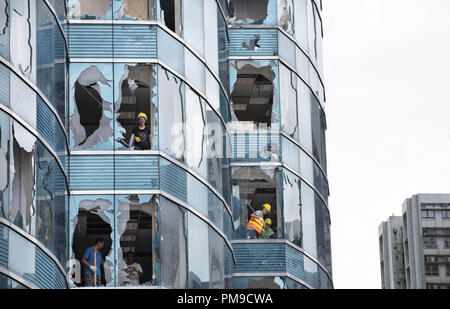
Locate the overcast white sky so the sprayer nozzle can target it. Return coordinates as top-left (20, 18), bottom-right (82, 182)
top-left (322, 0), bottom-right (450, 288)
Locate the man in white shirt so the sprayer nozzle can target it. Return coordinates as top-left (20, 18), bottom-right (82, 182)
top-left (123, 251), bottom-right (143, 286)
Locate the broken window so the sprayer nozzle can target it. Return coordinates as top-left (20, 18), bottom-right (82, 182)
top-left (158, 0), bottom-right (183, 37)
top-left (114, 64), bottom-right (157, 150)
top-left (0, 0), bottom-right (10, 60)
top-left (10, 121), bottom-right (36, 235)
top-left (116, 194), bottom-right (159, 286)
top-left (230, 60), bottom-right (279, 131)
top-left (68, 0), bottom-right (112, 20)
top-left (231, 166), bottom-right (281, 240)
top-left (0, 112), bottom-right (9, 220)
top-left (182, 0), bottom-right (204, 56)
top-left (10, 0), bottom-right (35, 81)
top-left (233, 276), bottom-right (287, 289)
top-left (36, 0), bottom-right (67, 125)
top-left (282, 170), bottom-right (302, 248)
top-left (280, 64), bottom-right (298, 139)
top-left (228, 0), bottom-right (268, 24)
top-left (114, 0), bottom-right (155, 20)
top-left (70, 64), bottom-right (114, 150)
top-left (278, 0), bottom-right (294, 35)
top-left (158, 66), bottom-right (184, 159)
top-left (160, 197), bottom-right (187, 288)
top-left (71, 196), bottom-right (114, 287)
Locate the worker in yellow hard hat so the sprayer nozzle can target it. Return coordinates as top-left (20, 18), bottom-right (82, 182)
top-left (247, 203), bottom-right (271, 239)
top-left (131, 112), bottom-right (151, 150)
top-left (261, 218), bottom-right (274, 239)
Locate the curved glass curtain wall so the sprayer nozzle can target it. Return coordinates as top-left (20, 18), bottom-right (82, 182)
top-left (0, 223), bottom-right (67, 289)
top-left (0, 0), bottom-right (69, 289)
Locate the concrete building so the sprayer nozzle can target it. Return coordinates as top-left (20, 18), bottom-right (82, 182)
top-left (0, 0), bottom-right (332, 289)
top-left (379, 194), bottom-right (450, 289)
top-left (379, 216), bottom-right (406, 289)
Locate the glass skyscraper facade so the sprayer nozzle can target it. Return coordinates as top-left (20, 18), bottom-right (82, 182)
top-left (0, 0), bottom-right (332, 289)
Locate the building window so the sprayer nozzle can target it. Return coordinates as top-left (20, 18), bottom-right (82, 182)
top-left (423, 237), bottom-right (437, 249)
top-left (445, 238), bottom-right (450, 249)
top-left (421, 210), bottom-right (435, 219)
top-left (446, 264), bottom-right (450, 277)
top-left (425, 263), bottom-right (439, 276)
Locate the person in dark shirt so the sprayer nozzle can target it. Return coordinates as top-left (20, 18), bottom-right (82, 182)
top-left (132, 112), bottom-right (151, 150)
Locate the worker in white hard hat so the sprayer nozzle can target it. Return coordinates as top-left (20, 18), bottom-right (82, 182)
top-left (131, 112), bottom-right (151, 150)
top-left (247, 203), bottom-right (271, 239)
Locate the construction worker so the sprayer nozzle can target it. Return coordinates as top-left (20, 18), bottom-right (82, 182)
top-left (81, 237), bottom-right (105, 287)
top-left (132, 112), bottom-right (151, 150)
top-left (247, 203), bottom-right (271, 239)
top-left (261, 218), bottom-right (274, 239)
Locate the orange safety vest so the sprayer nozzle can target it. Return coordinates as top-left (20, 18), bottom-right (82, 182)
top-left (247, 212), bottom-right (264, 234)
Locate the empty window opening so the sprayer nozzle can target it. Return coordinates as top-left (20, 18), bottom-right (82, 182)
top-left (115, 64), bottom-right (156, 150)
top-left (230, 62), bottom-right (276, 129)
top-left (232, 167), bottom-right (279, 240)
top-left (159, 0), bottom-right (183, 36)
top-left (117, 195), bottom-right (157, 286)
top-left (228, 0), bottom-right (269, 24)
top-left (72, 66), bottom-right (113, 149)
top-left (116, 0), bottom-right (154, 20)
top-left (72, 199), bottom-right (114, 287)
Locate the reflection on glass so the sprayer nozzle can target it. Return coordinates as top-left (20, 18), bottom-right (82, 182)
top-left (114, 0), bottom-right (154, 20)
top-left (71, 196), bottom-right (114, 287)
top-left (68, 0), bottom-right (112, 20)
top-left (230, 60), bottom-right (279, 131)
top-left (282, 170), bottom-right (302, 247)
top-left (70, 64), bottom-right (114, 150)
top-left (187, 213), bottom-right (210, 288)
top-left (114, 64), bottom-right (157, 150)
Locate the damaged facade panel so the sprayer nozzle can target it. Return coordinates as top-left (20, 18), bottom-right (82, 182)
top-left (70, 64), bottom-right (114, 150)
top-left (158, 0), bottom-right (182, 36)
top-left (277, 0), bottom-right (294, 35)
top-left (229, 60), bottom-right (279, 131)
top-left (158, 66), bottom-right (184, 159)
top-left (68, 0), bottom-right (112, 20)
top-left (114, 0), bottom-right (154, 20)
top-left (116, 194), bottom-right (160, 286)
top-left (70, 195), bottom-right (115, 287)
top-left (228, 0), bottom-right (277, 25)
top-left (114, 64), bottom-right (158, 150)
top-left (231, 166), bottom-right (281, 240)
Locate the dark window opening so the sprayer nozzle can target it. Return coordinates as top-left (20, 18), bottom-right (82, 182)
top-left (231, 71), bottom-right (275, 128)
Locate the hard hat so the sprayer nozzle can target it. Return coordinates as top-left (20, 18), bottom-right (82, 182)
top-left (137, 112), bottom-right (148, 121)
top-left (265, 218), bottom-right (272, 225)
top-left (262, 203), bottom-right (271, 213)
